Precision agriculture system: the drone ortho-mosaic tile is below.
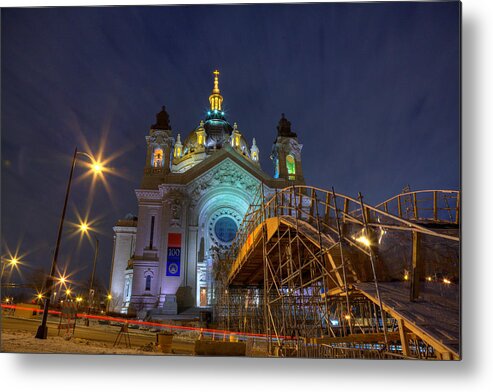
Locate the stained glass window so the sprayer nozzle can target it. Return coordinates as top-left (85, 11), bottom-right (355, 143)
top-left (214, 216), bottom-right (238, 243)
top-left (286, 154), bottom-right (296, 179)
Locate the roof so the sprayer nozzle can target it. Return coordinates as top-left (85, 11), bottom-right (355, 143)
top-left (141, 143), bottom-right (303, 190)
top-left (114, 218), bottom-right (138, 227)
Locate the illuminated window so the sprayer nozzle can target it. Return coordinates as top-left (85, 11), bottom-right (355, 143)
top-left (153, 148), bottom-right (163, 167)
top-left (252, 151), bottom-right (258, 161)
top-left (286, 155), bottom-right (296, 180)
top-left (196, 128), bottom-right (206, 147)
top-left (274, 159), bottom-right (280, 179)
top-left (174, 146), bottom-right (182, 158)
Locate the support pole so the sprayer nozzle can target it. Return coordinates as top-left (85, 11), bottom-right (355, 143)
top-left (358, 192), bottom-right (388, 349)
top-left (397, 318), bottom-right (410, 357)
top-left (410, 231), bottom-right (422, 301)
top-left (455, 192), bottom-right (460, 225)
top-left (260, 182), bottom-right (271, 354)
top-left (36, 147), bottom-right (78, 339)
top-left (433, 191), bottom-right (438, 221)
top-left (332, 187), bottom-right (353, 335)
top-left (86, 236), bottom-right (99, 326)
top-left (313, 191), bottom-right (332, 337)
top-left (413, 193), bottom-right (418, 220)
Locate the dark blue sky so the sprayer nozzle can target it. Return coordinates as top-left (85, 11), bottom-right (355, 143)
top-left (1, 2), bottom-right (460, 290)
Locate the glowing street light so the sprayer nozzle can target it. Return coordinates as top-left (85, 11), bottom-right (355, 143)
top-left (355, 235), bottom-right (371, 248)
top-left (1, 256), bottom-right (20, 271)
top-left (1, 255), bottom-right (23, 287)
top-left (57, 275), bottom-right (68, 287)
top-left (76, 151), bottom-right (107, 176)
top-left (36, 147), bottom-right (106, 340)
top-left (91, 162), bottom-right (102, 174)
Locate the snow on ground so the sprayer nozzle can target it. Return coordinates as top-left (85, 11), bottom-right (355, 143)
top-left (1, 329), bottom-right (163, 355)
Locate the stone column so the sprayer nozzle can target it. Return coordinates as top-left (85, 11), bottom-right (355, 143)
top-left (109, 223), bottom-right (137, 313)
top-left (186, 225), bottom-right (198, 306)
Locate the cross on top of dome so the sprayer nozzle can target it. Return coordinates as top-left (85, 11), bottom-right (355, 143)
top-left (209, 69), bottom-right (224, 115)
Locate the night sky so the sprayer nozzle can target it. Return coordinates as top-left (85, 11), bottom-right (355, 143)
top-left (1, 2), bottom-right (460, 291)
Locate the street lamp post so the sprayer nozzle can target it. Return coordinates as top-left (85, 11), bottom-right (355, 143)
top-left (86, 235), bottom-right (99, 326)
top-left (35, 148), bottom-right (78, 339)
top-left (35, 147), bottom-right (103, 339)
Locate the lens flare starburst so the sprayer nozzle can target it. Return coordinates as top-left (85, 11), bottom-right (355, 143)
top-left (1, 239), bottom-right (29, 282)
top-left (70, 123), bottom-right (134, 216)
top-left (52, 263), bottom-right (76, 291)
top-left (66, 207), bottom-right (104, 250)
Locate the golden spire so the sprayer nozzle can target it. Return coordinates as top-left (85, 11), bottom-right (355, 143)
top-left (209, 69), bottom-right (223, 111)
top-left (213, 70), bottom-right (220, 93)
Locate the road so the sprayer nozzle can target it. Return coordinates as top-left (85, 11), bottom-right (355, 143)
top-left (1, 316), bottom-right (195, 355)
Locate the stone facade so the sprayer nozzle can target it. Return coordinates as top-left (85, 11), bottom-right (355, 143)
top-left (108, 71), bottom-right (304, 315)
top-left (108, 216), bottom-right (137, 313)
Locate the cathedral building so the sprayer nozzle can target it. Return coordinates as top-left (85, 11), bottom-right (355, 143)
top-left (109, 71), bottom-right (305, 315)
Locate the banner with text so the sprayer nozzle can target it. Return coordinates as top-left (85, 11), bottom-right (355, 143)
top-left (166, 233), bottom-right (181, 277)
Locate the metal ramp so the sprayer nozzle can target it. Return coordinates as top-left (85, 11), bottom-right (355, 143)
top-left (215, 186), bottom-right (460, 359)
top-left (355, 282), bottom-right (460, 360)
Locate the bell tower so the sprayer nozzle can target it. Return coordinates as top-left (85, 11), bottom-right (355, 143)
top-left (271, 113), bottom-right (304, 182)
top-left (144, 106), bottom-right (174, 175)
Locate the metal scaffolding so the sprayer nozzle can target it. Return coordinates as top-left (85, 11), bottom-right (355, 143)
top-left (213, 185), bottom-right (460, 359)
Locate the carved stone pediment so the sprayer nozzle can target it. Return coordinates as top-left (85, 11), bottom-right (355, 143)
top-left (186, 158), bottom-right (260, 203)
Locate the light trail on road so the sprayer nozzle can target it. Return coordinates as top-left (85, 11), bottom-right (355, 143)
top-left (1, 304), bottom-right (296, 341)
